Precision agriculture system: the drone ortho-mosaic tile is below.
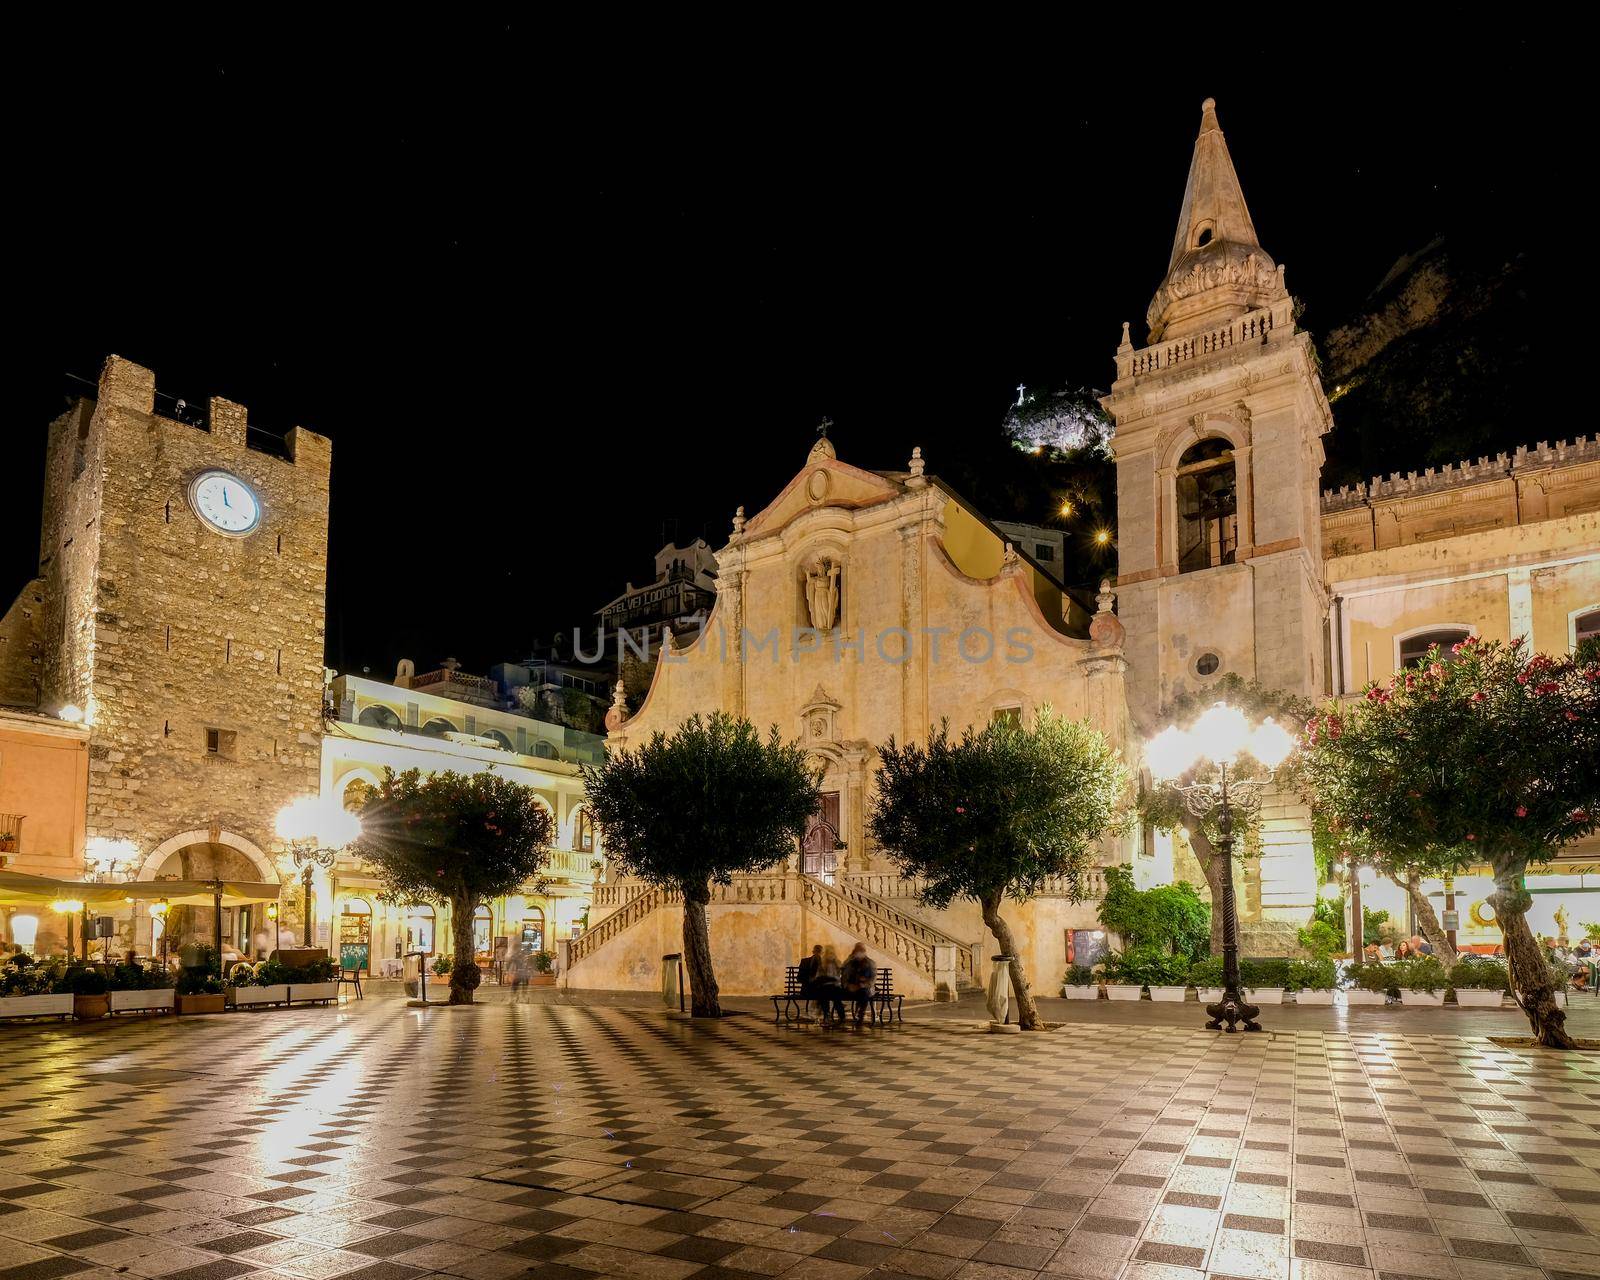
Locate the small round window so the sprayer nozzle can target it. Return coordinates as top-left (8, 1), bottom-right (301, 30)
top-left (1194, 652), bottom-right (1221, 676)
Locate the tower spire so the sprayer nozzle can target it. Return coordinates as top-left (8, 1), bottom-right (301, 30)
top-left (1146, 98), bottom-right (1285, 343)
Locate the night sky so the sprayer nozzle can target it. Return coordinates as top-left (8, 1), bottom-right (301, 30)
top-left (8, 20), bottom-right (1562, 678)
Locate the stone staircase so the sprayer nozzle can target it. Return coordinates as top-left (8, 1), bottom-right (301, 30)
top-left (570, 871), bottom-right (982, 991)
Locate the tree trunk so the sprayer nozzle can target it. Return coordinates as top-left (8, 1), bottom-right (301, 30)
top-left (980, 893), bottom-right (1039, 1031)
top-left (1389, 871), bottom-right (1456, 965)
top-left (1183, 819), bottom-right (1226, 956)
top-left (448, 895), bottom-right (482, 1005)
top-left (1492, 877), bottom-right (1576, 1050)
top-left (681, 888), bottom-right (721, 1017)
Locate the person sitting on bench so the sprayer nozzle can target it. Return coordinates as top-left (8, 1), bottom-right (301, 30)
top-left (797, 945), bottom-right (823, 1006)
top-left (814, 945), bottom-right (845, 1021)
top-left (841, 942), bottom-right (876, 1024)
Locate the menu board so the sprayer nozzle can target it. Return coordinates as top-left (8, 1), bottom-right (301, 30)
top-left (339, 912), bottom-right (371, 974)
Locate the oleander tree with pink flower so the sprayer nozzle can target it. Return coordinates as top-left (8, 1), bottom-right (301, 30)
top-left (1297, 636), bottom-right (1599, 1048)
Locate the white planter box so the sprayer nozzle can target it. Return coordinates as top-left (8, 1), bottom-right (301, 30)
top-left (1105, 984), bottom-right (1144, 1001)
top-left (1402, 990), bottom-right (1446, 1007)
top-left (1061, 985), bottom-right (1100, 1000)
top-left (1195, 987), bottom-right (1221, 1004)
top-left (1344, 989), bottom-right (1389, 1005)
top-left (234, 984), bottom-right (290, 1007)
top-left (0, 993), bottom-right (73, 1019)
top-left (1148, 985), bottom-right (1188, 1002)
top-left (1250, 988), bottom-right (1285, 1006)
top-left (1453, 988), bottom-right (1505, 1008)
top-left (1294, 989), bottom-right (1336, 1005)
top-left (290, 982), bottom-right (340, 1004)
top-left (110, 989), bottom-right (174, 1013)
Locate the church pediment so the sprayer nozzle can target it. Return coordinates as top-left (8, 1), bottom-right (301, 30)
top-left (743, 456), bottom-right (904, 540)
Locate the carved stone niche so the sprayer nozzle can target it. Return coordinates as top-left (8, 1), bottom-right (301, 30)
top-left (800, 684), bottom-right (842, 745)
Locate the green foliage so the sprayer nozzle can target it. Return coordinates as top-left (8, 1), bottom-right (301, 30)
top-left (1096, 865), bottom-right (1210, 962)
top-left (0, 955), bottom-right (62, 997)
top-left (583, 712), bottom-right (819, 896)
top-left (1063, 963), bottom-right (1097, 987)
top-left (1311, 895), bottom-right (1347, 947)
top-left (353, 768), bottom-right (555, 909)
top-left (1288, 958), bottom-right (1339, 992)
top-left (870, 708), bottom-right (1127, 910)
top-left (174, 968), bottom-right (222, 996)
top-left (297, 957), bottom-right (338, 983)
top-left (531, 950), bottom-right (554, 974)
top-left (1449, 956), bottom-right (1509, 990)
top-left (1363, 905), bottom-right (1392, 947)
top-left (431, 954), bottom-right (453, 977)
top-left (1104, 946), bottom-right (1189, 988)
top-left (1582, 921), bottom-right (1600, 943)
top-left (1297, 637), bottom-right (1600, 884)
top-left (184, 944), bottom-right (220, 978)
top-left (1297, 921), bottom-right (1342, 961)
top-left (56, 965), bottom-right (109, 996)
top-left (1187, 956), bottom-right (1302, 991)
top-left (1348, 962), bottom-right (1398, 996)
top-left (1390, 954), bottom-right (1448, 993)
top-left (109, 962), bottom-right (172, 991)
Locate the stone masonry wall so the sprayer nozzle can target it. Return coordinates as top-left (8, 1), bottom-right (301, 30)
top-left (51, 356), bottom-right (332, 869)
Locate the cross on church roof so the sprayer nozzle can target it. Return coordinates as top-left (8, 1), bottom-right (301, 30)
top-left (816, 417), bottom-right (833, 440)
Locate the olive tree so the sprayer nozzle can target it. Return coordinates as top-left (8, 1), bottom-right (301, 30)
top-left (581, 713), bottom-right (819, 1017)
top-left (1298, 637), bottom-right (1598, 1049)
top-left (353, 768), bottom-right (554, 1004)
top-left (868, 707), bottom-right (1128, 1030)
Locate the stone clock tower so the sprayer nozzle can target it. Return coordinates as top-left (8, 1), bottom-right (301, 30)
top-left (1104, 99), bottom-right (1333, 729)
top-left (30, 354), bottom-right (331, 878)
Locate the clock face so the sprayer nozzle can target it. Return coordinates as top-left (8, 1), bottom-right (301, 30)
top-left (189, 471), bottom-right (261, 536)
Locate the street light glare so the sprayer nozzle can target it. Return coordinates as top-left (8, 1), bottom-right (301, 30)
top-left (1249, 718), bottom-right (1294, 770)
top-left (1193, 702), bottom-right (1251, 765)
top-left (1144, 725), bottom-right (1198, 782)
top-left (275, 794), bottom-right (362, 847)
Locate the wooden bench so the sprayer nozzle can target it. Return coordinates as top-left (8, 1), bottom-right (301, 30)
top-left (771, 965), bottom-right (808, 1021)
top-left (870, 968), bottom-right (904, 1024)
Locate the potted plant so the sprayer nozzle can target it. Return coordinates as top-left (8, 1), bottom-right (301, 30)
top-left (0, 956), bottom-right (71, 1021)
top-left (1288, 958), bottom-right (1339, 1005)
top-left (530, 950), bottom-right (557, 987)
top-left (175, 966), bottom-right (225, 1015)
top-left (1102, 947), bottom-right (1169, 1000)
top-left (60, 964), bottom-right (111, 1020)
top-left (1345, 961), bottom-right (1395, 1006)
top-left (230, 960), bottom-right (290, 1008)
top-left (1061, 963), bottom-right (1100, 1000)
top-left (1449, 956), bottom-right (1508, 1008)
top-left (1392, 955), bottom-right (1448, 1006)
top-left (1144, 951), bottom-right (1192, 1002)
top-left (1240, 957), bottom-right (1291, 1006)
top-left (108, 962), bottom-right (175, 1014)
top-left (289, 956), bottom-right (340, 1005)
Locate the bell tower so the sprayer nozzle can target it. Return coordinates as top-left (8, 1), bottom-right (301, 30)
top-left (1104, 98), bottom-right (1332, 727)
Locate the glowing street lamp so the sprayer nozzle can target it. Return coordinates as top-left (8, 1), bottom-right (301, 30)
top-left (1145, 702), bottom-right (1297, 1032)
top-left (275, 796), bottom-right (361, 948)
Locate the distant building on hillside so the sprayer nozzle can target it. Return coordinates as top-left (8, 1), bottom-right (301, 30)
top-left (598, 538), bottom-right (718, 655)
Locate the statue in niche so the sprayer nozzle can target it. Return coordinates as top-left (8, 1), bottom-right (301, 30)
top-left (804, 559), bottom-right (841, 631)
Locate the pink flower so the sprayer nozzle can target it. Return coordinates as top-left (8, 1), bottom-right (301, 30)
top-left (1470, 691), bottom-right (1486, 703)
top-left (1429, 663), bottom-right (1444, 678)
top-left (1566, 710), bottom-right (1580, 721)
top-left (955, 806), bottom-right (966, 814)
top-left (1534, 681), bottom-right (1559, 695)
top-left (1515, 805), bottom-right (1527, 818)
top-left (1466, 833), bottom-right (1476, 841)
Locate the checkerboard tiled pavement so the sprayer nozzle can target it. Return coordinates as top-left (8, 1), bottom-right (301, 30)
top-left (1, 998), bottom-right (1596, 1280)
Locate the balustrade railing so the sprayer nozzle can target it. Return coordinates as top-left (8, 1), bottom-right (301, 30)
top-left (1121, 307), bottom-right (1274, 380)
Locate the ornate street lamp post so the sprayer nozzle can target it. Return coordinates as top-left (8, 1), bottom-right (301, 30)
top-left (1145, 703), bottom-right (1295, 1033)
top-left (275, 797), bottom-right (361, 950)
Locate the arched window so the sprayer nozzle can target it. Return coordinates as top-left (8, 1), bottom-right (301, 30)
top-left (473, 904), bottom-right (493, 955)
top-left (420, 718), bottom-right (456, 738)
top-left (1397, 627), bottom-right (1473, 670)
top-left (342, 779), bottom-right (376, 812)
top-left (406, 905), bottom-right (435, 955)
top-left (1574, 606), bottom-right (1600, 652)
top-left (520, 908), bottom-right (545, 952)
top-left (533, 740), bottom-right (558, 759)
top-left (482, 729), bottom-right (513, 751)
top-left (358, 704), bottom-right (401, 731)
top-left (1176, 439), bottom-right (1237, 573)
top-left (574, 809), bottom-right (595, 853)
